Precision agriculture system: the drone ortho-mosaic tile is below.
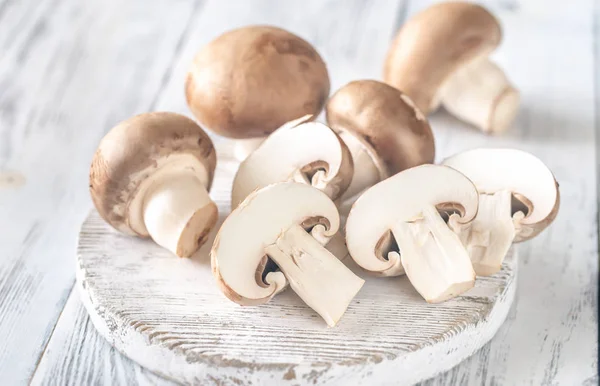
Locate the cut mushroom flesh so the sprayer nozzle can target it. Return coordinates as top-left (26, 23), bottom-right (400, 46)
top-left (231, 118), bottom-right (353, 209)
top-left (212, 182), bottom-right (364, 326)
top-left (443, 148), bottom-right (559, 276)
top-left (345, 164), bottom-right (479, 303)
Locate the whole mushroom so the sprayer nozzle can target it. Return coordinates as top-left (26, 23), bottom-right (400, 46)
top-left (212, 182), bottom-right (364, 327)
top-left (326, 80), bottom-right (435, 201)
top-left (185, 26), bottom-right (330, 160)
top-left (443, 148), bottom-right (560, 276)
top-left (383, 2), bottom-right (520, 134)
top-left (89, 112), bottom-right (218, 258)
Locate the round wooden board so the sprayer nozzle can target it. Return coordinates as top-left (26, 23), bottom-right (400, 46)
top-left (77, 213), bottom-right (517, 386)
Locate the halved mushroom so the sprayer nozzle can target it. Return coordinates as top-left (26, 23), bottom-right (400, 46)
top-left (185, 26), bottom-right (330, 160)
top-left (383, 2), bottom-right (519, 133)
top-left (212, 182), bottom-right (364, 327)
top-left (326, 80), bottom-right (435, 202)
top-left (442, 148), bottom-right (560, 276)
top-left (345, 165), bottom-right (478, 303)
top-left (89, 112), bottom-right (218, 258)
top-left (231, 116), bottom-right (353, 208)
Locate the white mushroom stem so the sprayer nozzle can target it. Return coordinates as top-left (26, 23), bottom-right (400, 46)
top-left (143, 172), bottom-right (217, 257)
top-left (437, 58), bottom-right (520, 134)
top-left (391, 205), bottom-right (475, 303)
top-left (264, 224), bottom-right (364, 327)
top-left (449, 190), bottom-right (516, 276)
top-left (233, 137), bottom-right (267, 161)
top-left (337, 130), bottom-right (384, 201)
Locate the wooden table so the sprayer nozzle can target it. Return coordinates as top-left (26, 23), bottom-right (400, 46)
top-left (0, 0), bottom-right (597, 384)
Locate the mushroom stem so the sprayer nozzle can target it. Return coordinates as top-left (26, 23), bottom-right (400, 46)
top-left (449, 190), bottom-right (516, 276)
top-left (437, 58), bottom-right (520, 133)
top-left (337, 130), bottom-right (385, 201)
top-left (264, 224), bottom-right (364, 327)
top-left (143, 173), bottom-right (218, 258)
top-left (233, 137), bottom-right (267, 161)
top-left (391, 205), bottom-right (475, 303)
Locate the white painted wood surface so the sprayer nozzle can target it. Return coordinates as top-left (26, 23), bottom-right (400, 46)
top-left (73, 140), bottom-right (518, 384)
top-left (0, 0), bottom-right (597, 385)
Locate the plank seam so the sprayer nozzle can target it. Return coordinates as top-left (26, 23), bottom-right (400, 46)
top-left (28, 282), bottom-right (76, 385)
top-left (148, 0), bottom-right (206, 112)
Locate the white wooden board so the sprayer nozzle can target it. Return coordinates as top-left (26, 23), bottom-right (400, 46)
top-left (76, 143), bottom-right (518, 385)
top-left (1, 0), bottom-right (597, 384)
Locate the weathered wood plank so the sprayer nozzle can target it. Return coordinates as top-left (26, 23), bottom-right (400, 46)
top-left (0, 0), bottom-right (204, 383)
top-left (30, 290), bottom-right (175, 386)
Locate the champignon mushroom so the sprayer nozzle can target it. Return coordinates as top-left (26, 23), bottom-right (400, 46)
top-left (383, 2), bottom-right (519, 133)
top-left (325, 80), bottom-right (435, 201)
top-left (231, 115), bottom-right (353, 208)
top-left (442, 148), bottom-right (560, 276)
top-left (345, 165), bottom-right (478, 303)
top-left (212, 182), bottom-right (364, 327)
top-left (185, 25), bottom-right (330, 160)
top-left (89, 112), bottom-right (218, 258)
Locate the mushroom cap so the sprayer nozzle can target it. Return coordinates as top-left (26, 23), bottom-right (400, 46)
top-left (89, 112), bottom-right (216, 235)
top-left (325, 80), bottom-right (435, 175)
top-left (346, 164), bottom-right (479, 274)
top-left (185, 25), bottom-right (330, 139)
top-left (442, 148), bottom-right (560, 242)
top-left (231, 118), bottom-right (353, 208)
top-left (383, 2), bottom-right (501, 112)
top-left (212, 182), bottom-right (339, 305)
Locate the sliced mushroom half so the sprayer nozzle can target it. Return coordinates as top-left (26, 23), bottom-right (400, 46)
top-left (345, 165), bottom-right (478, 303)
top-left (231, 116), bottom-right (353, 208)
top-left (212, 182), bottom-right (364, 327)
top-left (442, 148), bottom-right (560, 276)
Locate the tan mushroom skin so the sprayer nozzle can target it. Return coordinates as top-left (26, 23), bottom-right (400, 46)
top-left (212, 182), bottom-right (364, 327)
top-left (346, 165), bottom-right (479, 303)
top-left (326, 80), bottom-right (435, 201)
top-left (231, 116), bottom-right (353, 209)
top-left (443, 148), bottom-right (560, 276)
top-left (90, 112), bottom-right (218, 258)
top-left (185, 25), bottom-right (330, 160)
top-left (383, 2), bottom-right (520, 133)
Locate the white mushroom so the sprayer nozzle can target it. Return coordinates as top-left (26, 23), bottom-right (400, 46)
top-left (345, 165), bottom-right (478, 303)
top-left (212, 182), bottom-right (364, 327)
top-left (442, 148), bottom-right (560, 276)
top-left (231, 116), bottom-right (353, 209)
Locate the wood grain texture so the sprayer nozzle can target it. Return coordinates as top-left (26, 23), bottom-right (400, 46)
top-left (74, 195), bottom-right (517, 385)
top-left (0, 0), bottom-right (204, 383)
top-left (30, 289), bottom-right (176, 386)
top-left (0, 0), bottom-right (596, 384)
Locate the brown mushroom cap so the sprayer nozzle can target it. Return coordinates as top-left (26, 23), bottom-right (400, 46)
top-left (325, 79), bottom-right (435, 175)
top-left (89, 112), bottom-right (216, 235)
top-left (383, 2), bottom-right (501, 112)
top-left (185, 26), bottom-right (330, 139)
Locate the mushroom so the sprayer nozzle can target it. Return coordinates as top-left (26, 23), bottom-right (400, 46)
top-left (185, 25), bottom-right (330, 160)
top-left (442, 148), bottom-right (560, 276)
top-left (89, 112), bottom-right (218, 258)
top-left (383, 2), bottom-right (520, 134)
top-left (231, 115), bottom-right (353, 208)
top-left (325, 80), bottom-right (435, 201)
top-left (212, 182), bottom-right (364, 327)
top-left (345, 165), bottom-right (478, 303)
